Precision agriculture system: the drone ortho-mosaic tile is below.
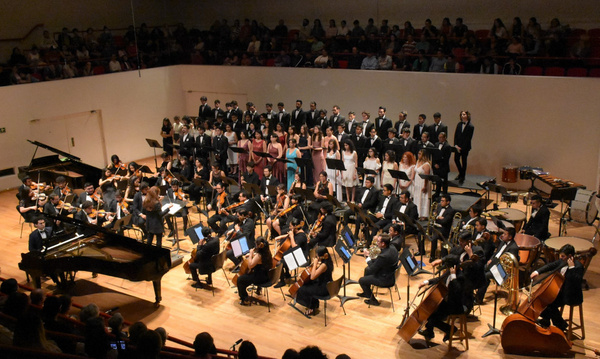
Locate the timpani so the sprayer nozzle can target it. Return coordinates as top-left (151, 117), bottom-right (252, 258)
top-left (544, 236), bottom-right (594, 263)
top-left (498, 208), bottom-right (527, 232)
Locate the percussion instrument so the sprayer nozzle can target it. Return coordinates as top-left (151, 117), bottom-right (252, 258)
top-left (498, 208), bottom-right (526, 232)
top-left (544, 236), bottom-right (594, 264)
top-left (518, 166), bottom-right (543, 180)
top-left (514, 233), bottom-right (541, 266)
top-left (570, 188), bottom-right (598, 225)
top-left (502, 165), bottom-right (518, 183)
top-left (535, 173), bottom-right (585, 190)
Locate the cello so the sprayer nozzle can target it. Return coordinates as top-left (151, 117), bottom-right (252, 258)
top-left (501, 271), bottom-right (573, 356)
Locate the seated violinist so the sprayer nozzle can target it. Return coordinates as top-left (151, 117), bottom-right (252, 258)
top-left (274, 194), bottom-right (306, 236)
top-left (473, 217), bottom-right (494, 261)
top-left (294, 246), bottom-right (334, 316)
top-left (208, 189), bottom-right (251, 236)
top-left (99, 167), bottom-right (118, 193)
top-left (108, 154), bottom-right (127, 175)
top-left (190, 227), bottom-right (220, 288)
top-left (308, 203), bottom-right (337, 249)
top-left (530, 244), bottom-right (583, 331)
top-left (52, 176), bottom-right (75, 202)
top-left (74, 201), bottom-right (104, 235)
top-left (357, 234), bottom-right (399, 306)
top-left (266, 184), bottom-right (289, 235)
top-left (104, 191), bottom-right (130, 231)
top-left (274, 217), bottom-right (309, 288)
top-left (227, 209), bottom-right (256, 269)
top-left (237, 237), bottom-right (273, 306)
top-left (43, 194), bottom-right (63, 228)
top-left (166, 179), bottom-right (189, 233)
top-left (308, 171), bottom-right (333, 223)
top-left (155, 167), bottom-right (171, 187)
top-left (18, 176), bottom-right (45, 223)
top-left (418, 231), bottom-right (484, 343)
top-left (77, 182), bottom-right (103, 208)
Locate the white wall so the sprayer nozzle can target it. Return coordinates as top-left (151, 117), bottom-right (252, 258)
top-left (0, 65), bottom-right (598, 194)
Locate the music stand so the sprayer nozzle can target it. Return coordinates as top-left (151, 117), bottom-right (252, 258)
top-left (293, 157), bottom-right (313, 184)
top-left (252, 151), bottom-right (273, 160)
top-left (551, 187), bottom-right (578, 235)
top-left (398, 248), bottom-right (421, 328)
top-left (266, 185), bottom-right (278, 196)
top-left (293, 188), bottom-right (315, 202)
top-left (145, 139), bottom-right (163, 170)
top-left (220, 176), bottom-right (239, 189)
top-left (356, 167), bottom-right (378, 184)
top-left (161, 198), bottom-right (188, 255)
top-left (325, 194), bottom-right (342, 209)
top-left (275, 157), bottom-right (293, 164)
top-left (410, 220), bottom-right (433, 275)
top-left (334, 238), bottom-right (359, 305)
top-left (112, 214), bottom-right (132, 234)
top-left (389, 169), bottom-right (409, 194)
top-left (419, 173), bottom-right (440, 204)
top-left (136, 165), bottom-right (154, 180)
top-left (193, 179), bottom-right (212, 212)
top-left (487, 183), bottom-right (508, 211)
top-left (394, 211), bottom-right (417, 235)
top-left (228, 146), bottom-right (249, 155)
top-left (242, 183), bottom-right (261, 197)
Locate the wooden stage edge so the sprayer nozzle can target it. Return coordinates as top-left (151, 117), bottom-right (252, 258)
top-left (2, 159), bottom-right (599, 359)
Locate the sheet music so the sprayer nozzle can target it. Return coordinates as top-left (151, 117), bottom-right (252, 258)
top-left (162, 203), bottom-right (182, 215)
top-left (283, 252), bottom-right (298, 271)
top-left (293, 248), bottom-right (307, 267)
top-left (231, 240), bottom-right (242, 258)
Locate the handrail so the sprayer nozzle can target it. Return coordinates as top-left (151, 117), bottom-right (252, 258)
top-left (0, 23), bottom-right (44, 43)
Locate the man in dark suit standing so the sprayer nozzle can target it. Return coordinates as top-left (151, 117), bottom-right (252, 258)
top-left (345, 176), bottom-right (380, 237)
top-left (345, 111), bottom-right (359, 135)
top-left (230, 113), bottom-right (245, 136)
top-left (265, 103), bottom-right (278, 129)
top-left (352, 124), bottom-right (368, 164)
top-left (453, 110), bottom-right (474, 182)
top-left (476, 227), bottom-right (520, 303)
top-left (243, 102), bottom-right (260, 126)
top-left (394, 110), bottom-right (410, 134)
top-left (367, 127), bottom-right (383, 158)
top-left (306, 101), bottom-right (319, 129)
top-left (398, 127), bottom-right (417, 157)
top-left (190, 227), bottom-right (220, 288)
top-left (195, 126), bottom-right (212, 159)
top-left (357, 234), bottom-right (399, 306)
top-left (212, 99), bottom-right (224, 121)
top-left (315, 109), bottom-right (330, 131)
top-left (29, 217), bottom-right (51, 253)
top-left (428, 112), bottom-right (448, 144)
top-left (413, 114), bottom-right (428, 140)
top-left (428, 194), bottom-right (454, 260)
top-left (276, 102), bottom-right (291, 129)
top-left (230, 100), bottom-right (244, 122)
top-left (330, 105), bottom-right (345, 130)
top-left (523, 195), bottom-right (551, 241)
top-left (179, 125), bottom-right (196, 158)
top-left (198, 96), bottom-right (212, 121)
top-left (291, 99), bottom-right (306, 130)
top-left (212, 126), bottom-right (229, 174)
top-left (530, 244), bottom-right (583, 331)
top-left (382, 128), bottom-right (400, 156)
top-left (259, 166), bottom-right (280, 211)
top-left (375, 106), bottom-right (392, 139)
top-left (335, 124), bottom-right (350, 145)
top-left (432, 132), bottom-right (452, 197)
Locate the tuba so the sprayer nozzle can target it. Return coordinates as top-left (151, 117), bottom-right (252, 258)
top-left (498, 252), bottom-right (520, 315)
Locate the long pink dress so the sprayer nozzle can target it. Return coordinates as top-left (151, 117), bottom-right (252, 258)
top-left (252, 139), bottom-right (266, 179)
top-left (268, 143), bottom-right (285, 183)
top-left (311, 137), bottom-right (326, 184)
top-left (238, 139), bottom-right (251, 183)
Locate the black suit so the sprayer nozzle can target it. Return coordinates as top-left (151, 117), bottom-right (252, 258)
top-left (132, 192), bottom-right (145, 227)
top-left (291, 108), bottom-right (306, 129)
top-left (476, 239), bottom-right (520, 302)
top-left (144, 202), bottom-right (170, 247)
top-left (394, 119), bottom-right (410, 134)
top-left (523, 205), bottom-right (550, 241)
top-left (432, 141), bottom-right (452, 196)
top-left (190, 236), bottom-right (220, 283)
top-left (351, 134), bottom-right (368, 164)
top-left (367, 195), bottom-right (399, 245)
top-left (212, 107), bottom-right (225, 121)
top-left (310, 213), bottom-right (337, 248)
top-left (453, 120), bottom-right (474, 179)
top-left (413, 123), bottom-right (428, 140)
top-left (345, 119), bottom-right (359, 135)
top-left (329, 114), bottom-right (345, 131)
top-left (29, 228), bottom-right (51, 252)
top-left (336, 132), bottom-right (350, 146)
top-left (315, 116), bottom-right (331, 131)
top-left (375, 117), bottom-right (392, 139)
top-left (382, 137), bottom-right (400, 157)
top-left (195, 133), bottom-right (212, 159)
top-left (227, 217), bottom-right (257, 265)
top-left (179, 133), bottom-right (195, 158)
top-left (537, 259), bottom-right (584, 329)
top-left (399, 137), bottom-right (418, 157)
top-left (212, 135), bottom-right (229, 171)
top-left (198, 103), bottom-right (212, 120)
top-left (428, 122), bottom-right (448, 143)
top-left (277, 111), bottom-right (291, 130)
top-left (389, 201), bottom-right (419, 235)
top-left (429, 204), bottom-right (454, 259)
top-left (231, 120), bottom-right (245, 136)
top-left (345, 187), bottom-right (380, 237)
top-left (362, 120), bottom-right (375, 136)
top-left (306, 110), bottom-right (318, 129)
top-left (366, 136), bottom-right (383, 157)
top-left (359, 245), bottom-right (399, 298)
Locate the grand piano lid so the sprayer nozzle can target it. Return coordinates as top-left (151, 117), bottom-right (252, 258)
top-left (27, 139), bottom-right (82, 162)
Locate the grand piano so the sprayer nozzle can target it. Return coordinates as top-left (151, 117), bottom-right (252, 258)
top-left (19, 214), bottom-right (171, 305)
top-left (19, 140), bottom-right (103, 189)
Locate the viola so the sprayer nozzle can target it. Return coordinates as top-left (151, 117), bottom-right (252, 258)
top-left (216, 191), bottom-right (227, 211)
top-left (220, 201), bottom-right (243, 214)
top-left (309, 213), bottom-right (325, 239)
top-left (174, 188), bottom-right (186, 201)
top-left (275, 203), bottom-right (297, 220)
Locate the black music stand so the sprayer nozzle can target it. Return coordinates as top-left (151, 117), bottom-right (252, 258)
top-left (294, 188), bottom-right (315, 201)
top-left (325, 194), bottom-right (342, 209)
top-left (137, 165), bottom-right (154, 179)
top-left (410, 220), bottom-right (433, 275)
top-left (252, 151), bottom-right (273, 161)
top-left (160, 198), bottom-right (189, 255)
top-left (394, 211), bottom-right (417, 236)
top-left (293, 157), bottom-right (313, 184)
top-left (194, 179), bottom-right (212, 213)
top-left (419, 173), bottom-right (440, 204)
top-left (389, 169), bottom-right (410, 194)
top-left (398, 248), bottom-right (420, 327)
top-left (220, 176), bottom-right (239, 190)
top-left (334, 238), bottom-right (359, 305)
top-left (275, 157), bottom-right (293, 164)
top-left (266, 185), bottom-right (278, 196)
top-left (487, 183), bottom-right (508, 211)
top-left (145, 139), bottom-right (162, 170)
top-left (356, 167), bottom-right (378, 183)
top-left (229, 146), bottom-right (249, 155)
top-left (355, 206), bottom-right (377, 247)
top-left (551, 187), bottom-right (578, 236)
top-left (242, 183), bottom-right (261, 197)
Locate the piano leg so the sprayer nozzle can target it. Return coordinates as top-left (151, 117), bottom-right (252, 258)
top-left (152, 280), bottom-right (162, 306)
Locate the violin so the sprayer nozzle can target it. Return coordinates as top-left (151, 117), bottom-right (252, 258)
top-left (309, 213), bottom-right (325, 238)
top-left (216, 191), bottom-right (227, 211)
top-left (90, 209), bottom-right (114, 218)
top-left (174, 188), bottom-right (187, 201)
top-left (275, 203), bottom-right (297, 220)
top-left (60, 185), bottom-right (72, 197)
top-left (118, 200), bottom-right (130, 215)
top-left (90, 188), bottom-right (103, 203)
top-left (220, 200), bottom-right (244, 214)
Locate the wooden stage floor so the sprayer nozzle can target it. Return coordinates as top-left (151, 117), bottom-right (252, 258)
top-left (2, 169), bottom-right (599, 358)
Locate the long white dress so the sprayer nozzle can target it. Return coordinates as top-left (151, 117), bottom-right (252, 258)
top-left (413, 162), bottom-right (431, 218)
top-left (341, 151), bottom-right (359, 187)
top-left (326, 151), bottom-right (342, 201)
top-left (363, 157), bottom-right (381, 190)
top-left (225, 131), bottom-right (237, 165)
top-left (399, 163), bottom-right (415, 194)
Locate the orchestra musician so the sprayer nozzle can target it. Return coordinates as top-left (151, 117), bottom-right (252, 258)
top-left (52, 176), bottom-right (75, 202)
top-left (77, 182), bottom-right (103, 208)
top-left (266, 184), bottom-right (290, 235)
top-left (432, 132), bottom-right (452, 197)
top-left (388, 224), bottom-right (405, 251)
top-left (142, 186), bottom-right (172, 248)
top-left (188, 158), bottom-right (210, 205)
top-left (389, 190), bottom-right (419, 234)
top-left (104, 191), bottom-right (129, 231)
top-left (475, 227), bottom-right (520, 304)
top-left (206, 182), bottom-right (230, 235)
top-left (212, 125), bottom-right (229, 175)
top-left (166, 179), bottom-right (189, 234)
top-left (220, 191), bottom-right (254, 235)
top-left (308, 202), bottom-right (337, 249)
top-left (460, 205), bottom-right (481, 230)
top-left (190, 227), bottom-right (220, 288)
top-left (131, 182), bottom-right (150, 237)
top-left (18, 176), bottom-right (44, 223)
top-left (237, 237), bottom-right (273, 306)
top-left (308, 171), bottom-right (333, 223)
top-left (240, 161), bottom-right (260, 187)
top-left (42, 193), bottom-right (63, 228)
top-left (365, 184), bottom-right (398, 247)
top-left (108, 154), bottom-right (127, 175)
top-left (530, 244), bottom-right (583, 331)
top-left (274, 217), bottom-right (309, 288)
top-left (344, 176), bottom-right (379, 239)
top-left (155, 167), bottom-right (172, 187)
top-left (473, 217), bottom-right (494, 261)
top-left (418, 231), bottom-right (484, 343)
top-left (273, 194), bottom-right (305, 236)
top-left (295, 246), bottom-right (334, 316)
top-left (357, 234), bottom-right (399, 306)
top-left (523, 194), bottom-right (550, 241)
top-left (426, 194), bottom-right (454, 261)
top-left (227, 209), bottom-right (256, 269)
top-left (288, 172), bottom-right (306, 195)
top-left (259, 166), bottom-right (280, 213)
top-left (74, 201), bottom-right (102, 235)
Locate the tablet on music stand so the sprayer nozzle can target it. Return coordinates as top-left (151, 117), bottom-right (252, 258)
top-left (400, 249), bottom-right (419, 276)
top-left (340, 225), bottom-right (356, 248)
top-left (335, 239), bottom-right (353, 263)
top-left (185, 223), bottom-right (206, 245)
top-left (490, 262), bottom-right (508, 286)
top-left (231, 236), bottom-right (250, 257)
top-left (283, 247), bottom-right (308, 271)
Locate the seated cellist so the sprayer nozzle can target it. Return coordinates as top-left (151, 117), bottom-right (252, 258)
top-left (530, 244), bottom-right (583, 331)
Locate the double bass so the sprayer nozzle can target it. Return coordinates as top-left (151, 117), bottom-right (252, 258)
top-left (397, 281), bottom-right (448, 343)
top-left (501, 271), bottom-right (572, 356)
